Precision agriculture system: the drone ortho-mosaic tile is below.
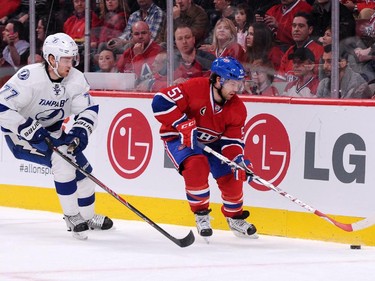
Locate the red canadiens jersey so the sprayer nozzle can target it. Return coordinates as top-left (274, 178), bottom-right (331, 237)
top-left (152, 77), bottom-right (247, 159)
top-left (266, 0), bottom-right (312, 45)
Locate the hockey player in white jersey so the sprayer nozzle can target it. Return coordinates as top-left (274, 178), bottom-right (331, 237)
top-left (0, 33), bottom-right (113, 240)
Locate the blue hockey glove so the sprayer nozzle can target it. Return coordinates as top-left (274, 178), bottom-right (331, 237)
top-left (65, 127), bottom-right (88, 155)
top-left (233, 155), bottom-right (253, 183)
top-left (18, 117), bottom-right (50, 152)
top-left (65, 119), bottom-right (93, 155)
top-left (175, 118), bottom-right (198, 149)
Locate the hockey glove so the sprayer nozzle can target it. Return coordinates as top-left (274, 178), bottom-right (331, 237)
top-left (65, 119), bottom-right (92, 155)
top-left (175, 118), bottom-right (198, 149)
top-left (233, 155), bottom-right (253, 183)
top-left (18, 117), bottom-right (50, 152)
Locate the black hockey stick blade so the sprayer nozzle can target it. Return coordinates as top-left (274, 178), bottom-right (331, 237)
top-left (171, 230), bottom-right (195, 248)
top-left (46, 138), bottom-right (195, 247)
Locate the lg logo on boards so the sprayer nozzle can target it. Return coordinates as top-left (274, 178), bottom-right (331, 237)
top-left (244, 113), bottom-right (366, 188)
top-left (106, 109), bottom-right (366, 185)
top-left (107, 108), bottom-right (153, 179)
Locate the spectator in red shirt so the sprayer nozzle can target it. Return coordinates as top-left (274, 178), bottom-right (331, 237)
top-left (277, 12), bottom-right (323, 82)
top-left (281, 47), bottom-right (319, 98)
top-left (255, 0), bottom-right (312, 50)
top-left (340, 0), bottom-right (375, 15)
top-left (63, 0), bottom-right (102, 50)
top-left (97, 0), bottom-right (130, 53)
top-left (0, 0), bottom-right (20, 24)
top-left (135, 51), bottom-right (168, 92)
top-left (117, 20), bottom-right (162, 82)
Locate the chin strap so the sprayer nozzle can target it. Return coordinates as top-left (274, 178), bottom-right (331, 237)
top-left (51, 61), bottom-right (62, 78)
top-left (46, 58), bottom-right (62, 78)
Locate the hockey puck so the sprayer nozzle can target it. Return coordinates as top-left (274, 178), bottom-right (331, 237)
top-left (350, 245), bottom-right (361, 249)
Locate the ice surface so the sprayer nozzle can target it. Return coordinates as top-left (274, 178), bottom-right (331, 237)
top-left (1, 206), bottom-right (374, 281)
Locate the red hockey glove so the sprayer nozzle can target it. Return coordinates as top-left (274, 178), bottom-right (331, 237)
top-left (175, 118), bottom-right (198, 149)
top-left (233, 155), bottom-right (253, 183)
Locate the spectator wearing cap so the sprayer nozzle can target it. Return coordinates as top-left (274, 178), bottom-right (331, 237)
top-left (317, 45), bottom-right (372, 99)
top-left (276, 11), bottom-right (323, 82)
top-left (281, 47), bottom-right (319, 98)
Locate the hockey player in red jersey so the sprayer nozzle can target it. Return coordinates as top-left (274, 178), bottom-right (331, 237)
top-left (152, 57), bottom-right (258, 240)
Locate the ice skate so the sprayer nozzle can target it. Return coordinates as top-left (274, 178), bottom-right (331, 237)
top-left (226, 210), bottom-right (258, 239)
top-left (87, 214), bottom-right (114, 230)
top-left (64, 213), bottom-right (89, 240)
top-left (195, 209), bottom-right (213, 243)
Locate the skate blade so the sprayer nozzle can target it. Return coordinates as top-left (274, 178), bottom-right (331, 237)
top-left (233, 231), bottom-right (259, 239)
top-left (203, 237), bottom-right (211, 244)
top-left (72, 231), bottom-right (88, 240)
top-left (89, 226), bottom-right (116, 231)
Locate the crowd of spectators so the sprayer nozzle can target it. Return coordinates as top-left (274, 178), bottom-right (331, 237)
top-left (1, 0), bottom-right (375, 99)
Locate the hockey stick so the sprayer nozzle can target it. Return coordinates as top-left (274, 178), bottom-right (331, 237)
top-left (197, 142), bottom-right (375, 232)
top-left (46, 138), bottom-right (195, 248)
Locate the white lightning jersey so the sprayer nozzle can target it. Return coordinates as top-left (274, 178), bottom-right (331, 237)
top-left (0, 63), bottom-right (97, 136)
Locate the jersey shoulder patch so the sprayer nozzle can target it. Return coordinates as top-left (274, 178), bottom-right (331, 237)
top-left (17, 68), bottom-right (30, 80)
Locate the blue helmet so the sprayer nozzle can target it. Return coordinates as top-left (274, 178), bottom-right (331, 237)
top-left (210, 57), bottom-right (245, 84)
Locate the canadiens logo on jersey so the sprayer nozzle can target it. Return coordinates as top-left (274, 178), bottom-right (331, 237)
top-left (52, 83), bottom-right (65, 96)
top-left (197, 127), bottom-right (220, 143)
top-left (18, 69), bottom-right (30, 80)
top-left (140, 63), bottom-right (152, 80)
top-left (200, 107), bottom-right (206, 116)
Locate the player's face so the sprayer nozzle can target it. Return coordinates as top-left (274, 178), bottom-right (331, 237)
top-left (57, 56), bottom-right (75, 77)
top-left (221, 79), bottom-right (244, 99)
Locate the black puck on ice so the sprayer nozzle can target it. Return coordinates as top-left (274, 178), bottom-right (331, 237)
top-left (350, 245), bottom-right (361, 249)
